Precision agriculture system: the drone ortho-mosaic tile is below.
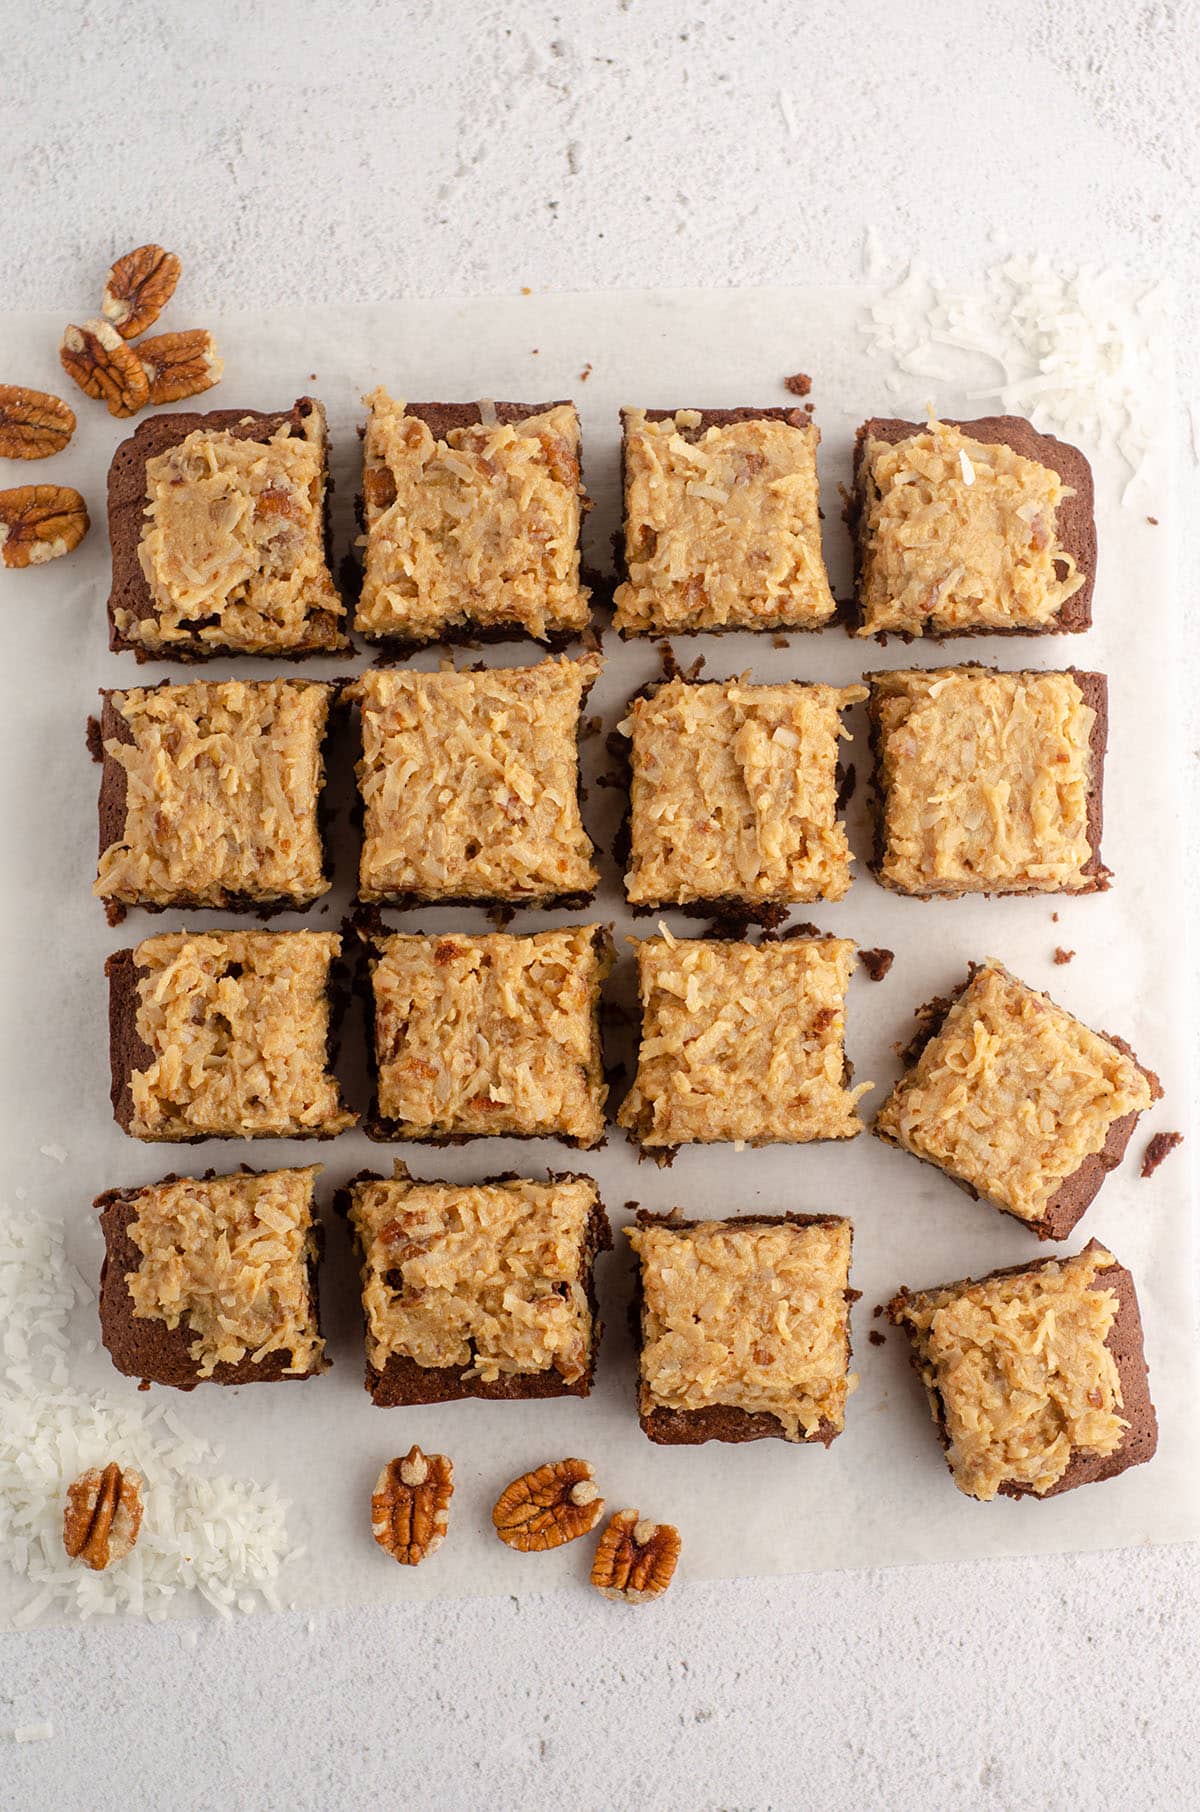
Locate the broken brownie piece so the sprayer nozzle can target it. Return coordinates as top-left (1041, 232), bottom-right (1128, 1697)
top-left (888, 1241), bottom-right (1157, 1500)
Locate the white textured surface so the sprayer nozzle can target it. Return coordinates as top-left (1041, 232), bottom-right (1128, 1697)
top-left (3, 1), bottom-right (1198, 1806)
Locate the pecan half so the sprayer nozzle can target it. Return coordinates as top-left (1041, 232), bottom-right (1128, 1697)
top-left (371, 1445), bottom-right (453, 1566)
top-left (60, 320), bottom-right (149, 418)
top-left (102, 244), bottom-right (181, 340)
top-left (139, 330), bottom-right (224, 406)
top-left (0, 386), bottom-right (76, 459)
top-left (492, 1458), bottom-right (604, 1552)
top-left (590, 1508), bottom-right (681, 1604)
top-left (0, 485), bottom-right (89, 567)
top-left (62, 1463), bottom-right (144, 1571)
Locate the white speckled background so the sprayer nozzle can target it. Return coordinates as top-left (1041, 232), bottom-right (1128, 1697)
top-left (2, 2), bottom-right (1198, 1807)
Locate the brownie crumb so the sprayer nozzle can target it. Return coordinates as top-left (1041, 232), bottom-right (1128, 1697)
top-left (772, 634), bottom-right (789, 649)
top-left (783, 372), bottom-right (812, 397)
top-left (871, 1303), bottom-right (883, 1319)
top-left (860, 947), bottom-right (895, 982)
top-left (1147, 516), bottom-right (1159, 526)
top-left (624, 1200), bottom-right (640, 1214)
top-left (868, 1330), bottom-right (886, 1347)
top-left (803, 402), bottom-right (814, 415)
top-left (86, 715), bottom-right (104, 762)
top-left (579, 363), bottom-right (593, 383)
top-left (1141, 1131), bottom-right (1183, 1179)
top-left (1051, 911), bottom-right (1059, 923)
top-left (1053, 947), bottom-right (1076, 965)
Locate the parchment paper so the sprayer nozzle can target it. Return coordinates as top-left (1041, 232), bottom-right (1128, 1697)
top-left (0, 289), bottom-right (1193, 1626)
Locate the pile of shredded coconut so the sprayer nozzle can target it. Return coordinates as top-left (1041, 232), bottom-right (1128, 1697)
top-left (859, 250), bottom-right (1168, 499)
top-left (0, 1204), bottom-right (299, 1625)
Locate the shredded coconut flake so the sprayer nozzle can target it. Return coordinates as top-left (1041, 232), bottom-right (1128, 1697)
top-left (0, 1203), bottom-right (298, 1626)
top-left (13, 1722), bottom-right (54, 1743)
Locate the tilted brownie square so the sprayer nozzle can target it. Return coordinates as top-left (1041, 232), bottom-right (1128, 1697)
top-left (355, 393), bottom-right (590, 648)
top-left (888, 1241), bottom-right (1157, 1500)
top-left (341, 1167), bottom-right (611, 1406)
top-left (107, 930), bottom-right (357, 1142)
top-left (627, 1211), bottom-right (857, 1446)
top-left (97, 1165), bottom-right (328, 1390)
top-left (92, 677), bottom-right (335, 922)
top-left (849, 414), bottom-right (1095, 641)
top-left (107, 397), bottom-right (347, 659)
top-left (874, 960), bottom-right (1159, 1239)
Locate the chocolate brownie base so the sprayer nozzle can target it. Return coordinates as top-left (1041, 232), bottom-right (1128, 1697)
top-left (887, 1244), bottom-right (1158, 1498)
top-left (106, 397), bottom-right (347, 661)
top-left (877, 966), bottom-right (1161, 1239)
top-left (847, 415), bottom-right (1096, 638)
top-left (631, 1212), bottom-right (855, 1446)
top-left (105, 945), bottom-right (351, 1143)
top-left (337, 1172), bottom-right (611, 1407)
top-left (615, 407), bottom-right (845, 636)
top-left (356, 400), bottom-right (588, 653)
top-left (865, 666), bottom-right (1110, 896)
top-left (96, 1182), bottom-right (325, 1390)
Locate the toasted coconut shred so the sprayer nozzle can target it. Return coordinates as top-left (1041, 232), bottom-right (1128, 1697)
top-left (126, 1168), bottom-right (326, 1377)
top-left (351, 656), bottom-right (599, 901)
top-left (614, 410), bottom-right (837, 633)
top-left (349, 1173), bottom-right (598, 1383)
top-left (872, 668), bottom-right (1096, 894)
top-left (618, 936), bottom-right (870, 1147)
top-left (127, 931), bottom-right (355, 1141)
top-left (857, 419), bottom-right (1083, 637)
top-left (373, 927), bottom-right (612, 1143)
top-left (893, 1247), bottom-right (1127, 1500)
top-left (629, 1219), bottom-right (856, 1439)
top-left (0, 1205), bottom-right (298, 1623)
top-left (95, 679), bottom-right (332, 908)
top-left (875, 962), bottom-right (1152, 1223)
top-left (129, 407), bottom-right (345, 653)
top-left (356, 392), bottom-right (590, 641)
top-left (625, 677), bottom-right (866, 905)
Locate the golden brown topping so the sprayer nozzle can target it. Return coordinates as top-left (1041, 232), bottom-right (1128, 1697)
top-left (356, 392), bottom-right (589, 642)
top-left (856, 421), bottom-right (1084, 637)
top-left (891, 1247), bottom-right (1127, 1499)
top-left (875, 962), bottom-right (1153, 1224)
top-left (372, 928), bottom-right (611, 1144)
top-left (138, 329), bottom-right (224, 405)
top-left (124, 407), bottom-right (343, 655)
top-left (63, 1463), bottom-right (145, 1571)
top-left (618, 935), bottom-right (870, 1148)
top-left (0, 484), bottom-right (89, 567)
top-left (348, 1171), bottom-right (599, 1384)
top-left (492, 1458), bottom-right (604, 1551)
top-left (95, 679), bottom-right (332, 909)
top-left (371, 1446), bottom-right (453, 1565)
top-left (123, 931), bottom-right (355, 1141)
top-left (590, 1508), bottom-right (681, 1603)
top-left (0, 385), bottom-right (76, 459)
top-left (614, 410), bottom-right (835, 633)
top-left (628, 1218), bottom-right (856, 1439)
top-left (870, 668), bottom-right (1097, 895)
top-left (351, 657), bottom-right (599, 903)
top-left (60, 318), bottom-right (149, 417)
top-left (625, 678), bottom-right (866, 906)
top-left (102, 244), bottom-right (182, 339)
top-left (126, 1167), bottom-right (325, 1375)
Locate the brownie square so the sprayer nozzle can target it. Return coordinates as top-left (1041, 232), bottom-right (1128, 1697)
top-left (887, 1241), bottom-right (1157, 1500)
top-left (349, 655), bottom-right (600, 907)
top-left (367, 926), bottom-right (612, 1146)
top-left (874, 960), bottom-right (1159, 1239)
top-left (849, 415), bottom-right (1095, 640)
top-left (866, 667), bottom-right (1108, 896)
top-left (107, 397), bottom-right (347, 659)
top-left (355, 394), bottom-right (590, 647)
top-left (97, 1165), bottom-right (327, 1390)
top-left (93, 677), bottom-right (335, 922)
top-left (627, 1211), bottom-right (856, 1445)
top-left (613, 407), bottom-right (837, 635)
top-left (341, 1167), bottom-right (611, 1405)
top-left (107, 929), bottom-right (357, 1142)
top-left (623, 675), bottom-right (867, 910)
top-left (617, 933), bottom-right (868, 1152)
